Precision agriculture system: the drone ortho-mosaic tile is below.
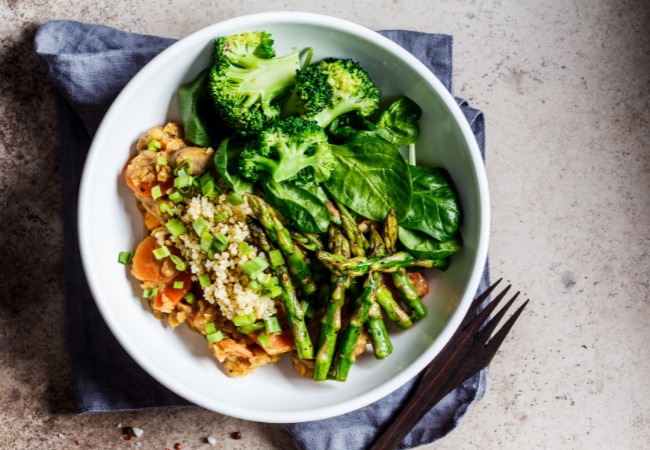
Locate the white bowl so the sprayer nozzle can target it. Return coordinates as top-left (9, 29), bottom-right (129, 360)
top-left (78, 11), bottom-right (489, 423)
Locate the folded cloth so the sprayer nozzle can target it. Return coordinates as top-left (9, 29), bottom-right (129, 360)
top-left (35, 19), bottom-right (489, 449)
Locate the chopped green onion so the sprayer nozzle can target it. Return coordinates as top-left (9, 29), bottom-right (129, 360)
top-left (157, 156), bottom-right (167, 165)
top-left (240, 256), bottom-right (269, 280)
top-left (159, 202), bottom-right (174, 216)
top-left (266, 285), bottom-right (282, 298)
top-left (118, 251), bottom-right (134, 265)
top-left (142, 287), bottom-right (158, 298)
top-left (151, 185), bottom-right (163, 200)
top-left (169, 191), bottom-right (184, 204)
top-left (147, 140), bottom-right (161, 151)
top-left (247, 280), bottom-right (260, 291)
top-left (256, 272), bottom-right (272, 287)
top-left (205, 322), bottom-right (217, 334)
top-left (174, 159), bottom-right (193, 176)
top-left (238, 242), bottom-right (252, 255)
top-left (173, 280), bottom-right (185, 289)
top-left (233, 312), bottom-right (256, 327)
top-left (183, 292), bottom-right (196, 304)
top-left (198, 273), bottom-right (211, 288)
top-left (268, 249), bottom-right (284, 267)
top-left (174, 174), bottom-right (194, 190)
top-left (152, 245), bottom-right (171, 260)
top-left (213, 232), bottom-right (228, 252)
top-left (201, 178), bottom-right (218, 198)
top-left (237, 322), bottom-right (265, 334)
top-left (227, 192), bottom-right (244, 206)
top-left (169, 254), bottom-right (186, 271)
top-left (256, 332), bottom-right (271, 348)
top-left (206, 330), bottom-right (224, 344)
top-left (200, 232), bottom-right (214, 253)
top-left (193, 216), bottom-right (209, 236)
top-left (165, 218), bottom-right (187, 237)
top-left (264, 316), bottom-right (282, 334)
top-left (213, 211), bottom-right (229, 222)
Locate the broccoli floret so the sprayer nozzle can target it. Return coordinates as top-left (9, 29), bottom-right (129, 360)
top-left (282, 58), bottom-right (382, 128)
top-left (239, 116), bottom-right (334, 183)
top-left (208, 31), bottom-right (301, 136)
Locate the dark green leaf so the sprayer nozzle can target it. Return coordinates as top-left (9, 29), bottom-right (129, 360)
top-left (400, 165), bottom-right (460, 242)
top-left (375, 97), bottom-right (422, 147)
top-left (214, 138), bottom-right (254, 194)
top-left (324, 135), bottom-right (412, 222)
top-left (262, 178), bottom-right (331, 234)
top-left (397, 226), bottom-right (462, 262)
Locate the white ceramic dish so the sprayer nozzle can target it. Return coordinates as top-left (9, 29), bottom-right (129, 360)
top-left (78, 11), bottom-right (489, 423)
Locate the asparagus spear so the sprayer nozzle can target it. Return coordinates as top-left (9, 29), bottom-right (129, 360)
top-left (381, 209), bottom-right (428, 321)
top-left (246, 217), bottom-right (314, 359)
top-left (375, 282), bottom-right (413, 329)
top-left (365, 225), bottom-right (393, 359)
top-left (314, 224), bottom-right (350, 381)
top-left (392, 269), bottom-right (428, 320)
top-left (247, 194), bottom-right (317, 297)
top-left (330, 270), bottom-right (382, 381)
top-left (316, 250), bottom-right (444, 277)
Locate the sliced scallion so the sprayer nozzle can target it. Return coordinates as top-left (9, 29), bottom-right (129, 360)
top-left (256, 332), bottom-right (271, 348)
top-left (198, 273), bottom-right (211, 288)
top-left (159, 202), bottom-right (174, 216)
top-left (233, 312), bottom-right (256, 327)
top-left (165, 218), bottom-right (187, 237)
top-left (205, 322), bottom-right (217, 334)
top-left (268, 249), bottom-right (284, 267)
top-left (169, 191), bottom-right (184, 204)
top-left (193, 216), bottom-right (209, 236)
top-left (118, 251), bottom-right (134, 265)
top-left (169, 254), bottom-right (186, 271)
top-left (183, 292), bottom-right (196, 304)
top-left (152, 245), bottom-right (171, 260)
top-left (173, 280), bottom-right (184, 289)
top-left (213, 232), bottom-right (228, 252)
top-left (151, 184), bottom-right (163, 200)
top-left (240, 256), bottom-right (269, 280)
top-left (147, 140), bottom-right (161, 151)
top-left (213, 211), bottom-right (229, 223)
top-left (238, 241), bottom-right (251, 255)
top-left (264, 316), bottom-right (282, 334)
top-left (206, 330), bottom-right (224, 344)
top-left (237, 322), bottom-right (265, 334)
top-left (226, 192), bottom-right (244, 206)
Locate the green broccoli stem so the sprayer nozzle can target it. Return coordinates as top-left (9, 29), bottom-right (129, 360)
top-left (392, 269), bottom-right (428, 321)
top-left (247, 194), bottom-right (317, 298)
top-left (314, 224), bottom-right (350, 381)
top-left (246, 217), bottom-right (314, 359)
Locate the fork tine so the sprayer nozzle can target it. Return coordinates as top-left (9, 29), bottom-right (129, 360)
top-left (461, 278), bottom-right (504, 328)
top-left (479, 298), bottom-right (529, 367)
top-left (462, 283), bottom-right (512, 334)
top-left (474, 290), bottom-right (520, 342)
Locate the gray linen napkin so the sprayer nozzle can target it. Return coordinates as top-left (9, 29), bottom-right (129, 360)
top-left (35, 19), bottom-right (489, 449)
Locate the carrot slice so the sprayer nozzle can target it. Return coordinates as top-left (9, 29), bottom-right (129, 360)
top-left (153, 271), bottom-right (193, 312)
top-left (249, 330), bottom-right (295, 355)
top-left (131, 236), bottom-right (178, 284)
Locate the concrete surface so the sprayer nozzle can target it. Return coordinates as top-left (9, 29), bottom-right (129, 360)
top-left (1, 0), bottom-right (648, 448)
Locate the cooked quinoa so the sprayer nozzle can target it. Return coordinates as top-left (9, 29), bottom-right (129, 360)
top-left (152, 193), bottom-right (278, 322)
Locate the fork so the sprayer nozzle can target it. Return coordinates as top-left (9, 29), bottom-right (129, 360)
top-left (368, 278), bottom-right (529, 450)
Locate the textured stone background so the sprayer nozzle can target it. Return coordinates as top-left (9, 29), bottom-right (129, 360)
top-left (1, 1), bottom-right (648, 449)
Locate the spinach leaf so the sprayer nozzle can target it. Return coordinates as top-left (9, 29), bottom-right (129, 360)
top-left (397, 226), bottom-right (462, 263)
top-left (324, 135), bottom-right (412, 222)
top-left (375, 97), bottom-right (422, 147)
top-left (178, 69), bottom-right (232, 147)
top-left (262, 178), bottom-right (331, 234)
top-left (214, 138), bottom-right (254, 194)
top-left (400, 165), bottom-right (460, 242)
